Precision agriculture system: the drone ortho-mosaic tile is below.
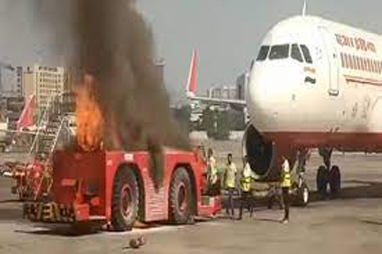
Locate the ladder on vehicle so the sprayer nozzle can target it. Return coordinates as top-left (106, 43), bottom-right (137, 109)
top-left (28, 93), bottom-right (71, 160)
top-left (27, 93), bottom-right (72, 200)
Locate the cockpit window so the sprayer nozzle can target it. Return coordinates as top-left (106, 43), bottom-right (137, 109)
top-left (291, 44), bottom-right (303, 62)
top-left (256, 45), bottom-right (270, 61)
top-left (300, 45), bottom-right (313, 63)
top-left (269, 44), bottom-right (290, 60)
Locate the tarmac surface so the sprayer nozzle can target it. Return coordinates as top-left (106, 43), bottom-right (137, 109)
top-left (1, 146), bottom-right (382, 253)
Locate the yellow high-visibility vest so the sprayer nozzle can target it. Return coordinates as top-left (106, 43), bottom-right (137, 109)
top-left (240, 163), bottom-right (252, 192)
top-left (207, 156), bottom-right (218, 185)
top-left (281, 159), bottom-right (291, 188)
top-left (224, 163), bottom-right (237, 189)
top-left (240, 176), bottom-right (251, 192)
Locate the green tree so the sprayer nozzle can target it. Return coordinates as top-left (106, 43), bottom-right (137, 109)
top-left (173, 105), bottom-right (191, 135)
top-left (202, 107), bottom-right (232, 140)
top-left (228, 109), bottom-right (246, 130)
top-left (202, 107), bottom-right (215, 138)
top-left (215, 110), bottom-right (230, 140)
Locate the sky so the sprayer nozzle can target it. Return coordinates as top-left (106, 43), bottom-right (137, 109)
top-left (1, 0), bottom-right (382, 103)
top-left (136, 0), bottom-right (382, 103)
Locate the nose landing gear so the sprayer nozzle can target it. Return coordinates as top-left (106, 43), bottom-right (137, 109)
top-left (292, 149), bottom-right (310, 206)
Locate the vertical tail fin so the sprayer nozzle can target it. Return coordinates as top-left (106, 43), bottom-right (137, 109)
top-left (186, 50), bottom-right (197, 98)
top-left (17, 95), bottom-right (35, 131)
top-left (302, 0), bottom-right (307, 16)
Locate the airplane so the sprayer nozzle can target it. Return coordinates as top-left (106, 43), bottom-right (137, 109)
top-left (186, 13), bottom-right (382, 206)
top-left (186, 50), bottom-right (247, 110)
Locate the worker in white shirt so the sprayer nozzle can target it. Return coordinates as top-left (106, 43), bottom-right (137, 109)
top-left (280, 156), bottom-right (291, 224)
top-left (238, 156), bottom-right (257, 220)
top-left (207, 148), bottom-right (218, 195)
top-left (223, 153), bottom-right (237, 218)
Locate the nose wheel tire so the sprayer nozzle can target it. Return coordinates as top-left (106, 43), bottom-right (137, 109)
top-left (169, 167), bottom-right (194, 224)
top-left (295, 182), bottom-right (310, 206)
top-left (111, 168), bottom-right (139, 231)
top-left (316, 165), bottom-right (329, 198)
top-left (329, 165), bottom-right (341, 197)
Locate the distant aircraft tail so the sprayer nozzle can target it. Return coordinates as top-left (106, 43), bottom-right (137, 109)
top-left (186, 50), bottom-right (197, 98)
top-left (17, 95), bottom-right (35, 132)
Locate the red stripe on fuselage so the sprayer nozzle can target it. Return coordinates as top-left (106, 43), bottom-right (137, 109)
top-left (344, 75), bottom-right (382, 86)
top-left (263, 131), bottom-right (382, 152)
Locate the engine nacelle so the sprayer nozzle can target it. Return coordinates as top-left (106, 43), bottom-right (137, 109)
top-left (242, 125), bottom-right (284, 181)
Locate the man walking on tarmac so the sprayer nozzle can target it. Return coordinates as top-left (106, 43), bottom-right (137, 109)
top-left (280, 156), bottom-right (291, 224)
top-left (207, 148), bottom-right (219, 195)
top-left (223, 153), bottom-right (237, 218)
top-left (238, 156), bottom-right (256, 220)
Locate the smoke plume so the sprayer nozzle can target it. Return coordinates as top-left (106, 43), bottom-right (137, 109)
top-left (73, 0), bottom-right (190, 187)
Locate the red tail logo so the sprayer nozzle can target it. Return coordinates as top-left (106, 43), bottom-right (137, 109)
top-left (17, 95), bottom-right (35, 131)
top-left (186, 50), bottom-right (197, 98)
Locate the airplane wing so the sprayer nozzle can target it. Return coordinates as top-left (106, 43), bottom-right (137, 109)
top-left (189, 95), bottom-right (246, 106)
top-left (186, 50), bottom-right (246, 108)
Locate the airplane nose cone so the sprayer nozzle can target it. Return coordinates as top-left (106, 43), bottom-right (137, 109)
top-left (247, 64), bottom-right (298, 132)
top-left (247, 73), bottom-right (278, 132)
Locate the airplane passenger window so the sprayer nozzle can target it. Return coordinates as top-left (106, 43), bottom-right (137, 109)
top-left (340, 53), bottom-right (345, 68)
top-left (256, 46), bottom-right (270, 61)
top-left (366, 59), bottom-right (371, 72)
top-left (300, 45), bottom-right (313, 64)
top-left (356, 56), bottom-right (361, 70)
top-left (373, 60), bottom-right (378, 73)
top-left (269, 44), bottom-right (290, 60)
top-left (375, 60), bottom-right (379, 73)
top-left (291, 44), bottom-right (303, 62)
top-left (377, 61), bottom-right (380, 73)
top-left (369, 59), bottom-right (373, 72)
top-left (345, 54), bottom-right (351, 68)
top-left (361, 58), bottom-right (366, 70)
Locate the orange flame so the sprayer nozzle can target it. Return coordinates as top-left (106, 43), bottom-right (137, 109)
top-left (75, 75), bottom-right (104, 151)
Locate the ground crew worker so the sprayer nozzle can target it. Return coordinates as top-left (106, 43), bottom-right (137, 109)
top-left (239, 156), bottom-right (256, 220)
top-left (207, 148), bottom-right (218, 195)
top-left (280, 156), bottom-right (291, 224)
top-left (223, 153), bottom-right (237, 218)
top-left (267, 183), bottom-right (283, 210)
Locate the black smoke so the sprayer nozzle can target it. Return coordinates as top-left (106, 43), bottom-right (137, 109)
top-left (73, 0), bottom-right (190, 188)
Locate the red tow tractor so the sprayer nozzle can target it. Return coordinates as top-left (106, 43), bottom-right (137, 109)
top-left (23, 148), bottom-right (221, 231)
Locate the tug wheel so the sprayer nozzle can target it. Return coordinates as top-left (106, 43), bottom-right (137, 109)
top-left (316, 165), bottom-right (329, 198)
top-left (169, 167), bottom-right (194, 224)
top-left (329, 165), bottom-right (341, 197)
top-left (111, 167), bottom-right (139, 231)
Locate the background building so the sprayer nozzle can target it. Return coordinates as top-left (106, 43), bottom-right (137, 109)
top-left (236, 72), bottom-right (249, 101)
top-left (205, 72), bottom-right (248, 101)
top-left (207, 86), bottom-right (237, 100)
top-left (15, 67), bottom-right (23, 98)
top-left (33, 65), bottom-right (65, 110)
top-left (18, 65), bottom-right (66, 116)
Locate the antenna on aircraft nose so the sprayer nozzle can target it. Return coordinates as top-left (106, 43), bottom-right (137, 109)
top-left (302, 0), bottom-right (307, 16)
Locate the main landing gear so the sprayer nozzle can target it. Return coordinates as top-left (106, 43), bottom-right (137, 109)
top-left (316, 148), bottom-right (341, 199)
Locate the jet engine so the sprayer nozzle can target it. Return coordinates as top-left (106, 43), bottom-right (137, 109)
top-left (242, 125), bottom-right (283, 181)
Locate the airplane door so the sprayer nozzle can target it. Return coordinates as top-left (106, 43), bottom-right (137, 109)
top-left (318, 27), bottom-right (339, 96)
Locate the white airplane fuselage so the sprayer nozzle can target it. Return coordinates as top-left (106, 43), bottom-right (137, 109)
top-left (248, 15), bottom-right (382, 153)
